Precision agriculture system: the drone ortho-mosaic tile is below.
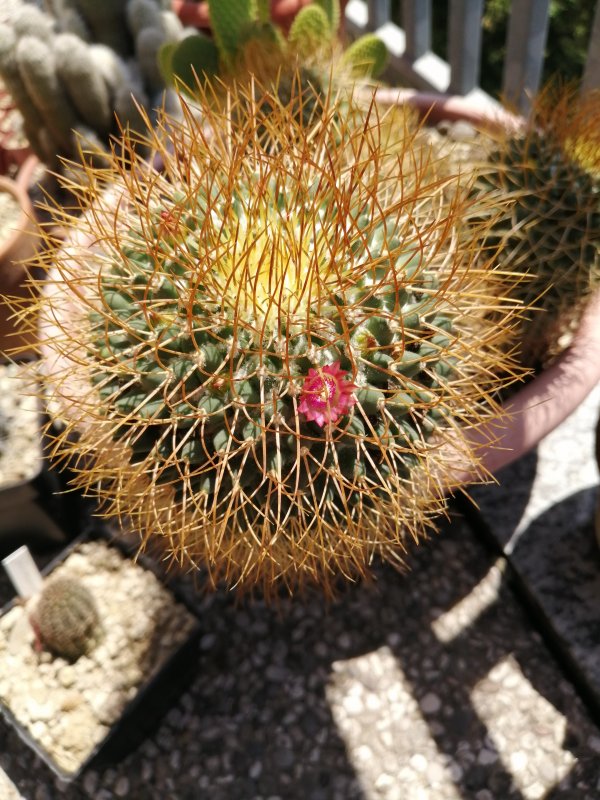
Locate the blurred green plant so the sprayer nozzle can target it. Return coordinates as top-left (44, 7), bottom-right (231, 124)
top-left (160, 0), bottom-right (389, 96)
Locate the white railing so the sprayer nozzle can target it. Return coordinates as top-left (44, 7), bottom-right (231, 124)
top-left (345, 0), bottom-right (600, 113)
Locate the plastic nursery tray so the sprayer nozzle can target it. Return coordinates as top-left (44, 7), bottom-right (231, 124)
top-left (0, 360), bottom-right (80, 559)
top-left (0, 362), bottom-right (43, 501)
top-left (0, 525), bottom-right (202, 782)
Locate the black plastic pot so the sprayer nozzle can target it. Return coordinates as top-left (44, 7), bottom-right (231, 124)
top-left (0, 525), bottom-right (202, 782)
top-left (0, 390), bottom-right (78, 561)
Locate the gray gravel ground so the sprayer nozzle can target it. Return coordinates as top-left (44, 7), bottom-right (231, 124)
top-left (0, 106), bottom-right (598, 798)
top-left (1, 505), bottom-right (600, 800)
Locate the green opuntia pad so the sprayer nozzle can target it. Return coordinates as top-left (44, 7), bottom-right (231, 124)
top-left (207, 0), bottom-right (256, 63)
top-left (34, 77), bottom-right (522, 596)
top-left (288, 5), bottom-right (332, 59)
top-left (167, 34), bottom-right (220, 93)
top-left (314, 0), bottom-right (341, 32)
top-left (342, 33), bottom-right (389, 79)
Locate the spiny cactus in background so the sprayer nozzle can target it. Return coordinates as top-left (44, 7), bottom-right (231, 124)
top-left (32, 79), bottom-right (524, 597)
top-left (0, 0), bottom-right (183, 168)
top-left (160, 0), bottom-right (388, 96)
top-left (476, 85), bottom-right (600, 368)
top-left (30, 576), bottom-right (101, 662)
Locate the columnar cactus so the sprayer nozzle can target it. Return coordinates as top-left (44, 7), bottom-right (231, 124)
top-left (34, 79), bottom-right (523, 596)
top-left (0, 0), bottom-right (183, 167)
top-left (476, 86), bottom-right (600, 368)
top-left (31, 577), bottom-right (101, 662)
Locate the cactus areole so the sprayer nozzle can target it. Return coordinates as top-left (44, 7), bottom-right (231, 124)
top-left (36, 79), bottom-right (519, 595)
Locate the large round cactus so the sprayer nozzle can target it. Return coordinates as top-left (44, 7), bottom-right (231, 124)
top-left (36, 78), bottom-right (522, 596)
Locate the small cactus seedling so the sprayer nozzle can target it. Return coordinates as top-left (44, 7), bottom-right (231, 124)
top-left (30, 576), bottom-right (101, 662)
top-left (30, 78), bottom-right (524, 596)
top-left (476, 85), bottom-right (600, 368)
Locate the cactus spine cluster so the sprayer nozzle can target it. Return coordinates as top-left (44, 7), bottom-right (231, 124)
top-left (477, 86), bottom-right (600, 368)
top-left (161, 0), bottom-right (388, 95)
top-left (34, 78), bottom-right (523, 596)
top-left (0, 0), bottom-right (183, 167)
top-left (31, 576), bottom-right (101, 662)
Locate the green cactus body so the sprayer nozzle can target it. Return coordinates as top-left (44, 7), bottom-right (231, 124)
top-left (166, 34), bottom-right (220, 93)
top-left (13, 4), bottom-right (56, 40)
top-left (16, 35), bottom-right (80, 152)
top-left (0, 0), bottom-right (181, 168)
top-left (342, 33), bottom-right (389, 79)
top-left (315, 0), bottom-right (341, 32)
top-left (256, 0), bottom-right (270, 23)
top-left (288, 5), bottom-right (332, 59)
top-left (0, 26), bottom-right (53, 162)
top-left (35, 80), bottom-right (522, 594)
top-left (207, 0), bottom-right (256, 64)
top-left (88, 44), bottom-right (129, 94)
top-left (236, 20), bottom-right (287, 70)
top-left (57, 7), bottom-right (91, 41)
top-left (32, 577), bottom-right (101, 662)
top-left (54, 33), bottom-right (113, 135)
top-left (478, 91), bottom-right (600, 367)
top-left (159, 10), bottom-right (184, 43)
top-left (113, 78), bottom-right (150, 138)
top-left (93, 202), bottom-right (455, 499)
top-left (72, 124), bottom-right (111, 167)
top-left (136, 26), bottom-right (172, 94)
top-left (126, 0), bottom-right (164, 37)
top-left (252, 68), bottom-right (325, 150)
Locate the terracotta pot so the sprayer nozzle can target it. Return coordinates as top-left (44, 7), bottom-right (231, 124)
top-left (172, 0), bottom-right (347, 33)
top-left (0, 171), bottom-right (40, 361)
top-left (14, 153), bottom-right (41, 193)
top-left (368, 87), bottom-right (524, 135)
top-left (443, 288), bottom-right (600, 485)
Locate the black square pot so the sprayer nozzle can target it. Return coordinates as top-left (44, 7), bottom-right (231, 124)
top-left (0, 525), bottom-right (202, 782)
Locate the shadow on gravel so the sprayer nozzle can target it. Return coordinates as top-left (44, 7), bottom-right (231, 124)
top-left (457, 474), bottom-right (600, 800)
top-left (1, 490), bottom-right (599, 799)
top-left (466, 446), bottom-right (539, 551)
top-left (494, 484), bottom-right (600, 800)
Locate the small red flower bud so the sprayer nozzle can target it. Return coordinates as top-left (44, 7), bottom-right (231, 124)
top-left (298, 362), bottom-right (357, 427)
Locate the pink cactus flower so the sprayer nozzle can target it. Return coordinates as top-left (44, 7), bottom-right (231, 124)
top-left (298, 362), bottom-right (357, 427)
